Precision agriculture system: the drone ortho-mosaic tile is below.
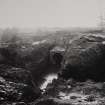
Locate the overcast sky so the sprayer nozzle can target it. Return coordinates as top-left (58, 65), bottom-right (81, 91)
top-left (0, 0), bottom-right (105, 28)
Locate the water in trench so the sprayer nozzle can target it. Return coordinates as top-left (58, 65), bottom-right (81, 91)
top-left (40, 74), bottom-right (58, 91)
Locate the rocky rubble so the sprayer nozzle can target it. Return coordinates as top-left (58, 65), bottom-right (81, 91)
top-left (0, 65), bottom-right (41, 105)
top-left (0, 76), bottom-right (40, 105)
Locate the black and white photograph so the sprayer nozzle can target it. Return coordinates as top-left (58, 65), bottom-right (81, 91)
top-left (0, 0), bottom-right (105, 105)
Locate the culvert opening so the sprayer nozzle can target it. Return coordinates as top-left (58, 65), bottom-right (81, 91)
top-left (52, 52), bottom-right (63, 66)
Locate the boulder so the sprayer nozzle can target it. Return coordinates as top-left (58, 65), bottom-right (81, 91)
top-left (59, 34), bottom-right (105, 81)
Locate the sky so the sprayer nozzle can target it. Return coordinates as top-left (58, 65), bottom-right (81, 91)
top-left (0, 0), bottom-right (105, 28)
